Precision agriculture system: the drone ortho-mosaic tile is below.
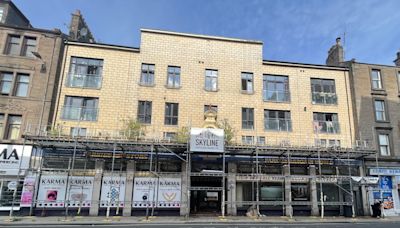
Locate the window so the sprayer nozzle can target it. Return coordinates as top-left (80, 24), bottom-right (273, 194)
top-left (313, 113), bottom-right (340, 134)
top-left (257, 136), bottom-right (266, 145)
top-left (0, 114), bottom-right (4, 139)
top-left (21, 37), bottom-right (37, 57)
top-left (137, 101), bottom-right (152, 124)
top-left (378, 134), bottom-right (390, 156)
top-left (397, 71), bottom-right (400, 92)
top-left (264, 110), bottom-right (292, 131)
top-left (204, 105), bottom-right (218, 113)
top-left (263, 74), bottom-right (290, 102)
top-left (242, 136), bottom-right (254, 144)
top-left (241, 72), bottom-right (253, 93)
top-left (242, 108), bottom-right (254, 129)
top-left (0, 7), bottom-right (4, 22)
top-left (328, 139), bottom-right (340, 147)
top-left (167, 66), bottom-right (181, 88)
top-left (14, 74), bottom-right (29, 97)
top-left (0, 72), bottom-right (13, 95)
top-left (205, 69), bottom-right (218, 91)
top-left (163, 132), bottom-right (176, 141)
top-left (140, 64), bottom-right (155, 86)
top-left (6, 35), bottom-right (21, 55)
top-left (374, 100), bottom-right (387, 121)
top-left (67, 57), bottom-right (103, 88)
top-left (371, 69), bottom-right (382, 89)
top-left (70, 127), bottom-right (87, 137)
top-left (165, 102), bottom-right (179, 125)
top-left (6, 115), bottom-right (22, 140)
top-left (315, 139), bottom-right (327, 147)
top-left (311, 78), bottom-right (337, 104)
top-left (62, 96), bottom-right (99, 121)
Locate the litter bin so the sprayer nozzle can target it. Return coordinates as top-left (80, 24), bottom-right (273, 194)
top-left (344, 205), bottom-right (352, 217)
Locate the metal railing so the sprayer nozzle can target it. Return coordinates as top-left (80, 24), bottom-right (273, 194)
top-left (61, 106), bottom-right (98, 121)
top-left (312, 92), bottom-right (337, 105)
top-left (264, 119), bottom-right (292, 131)
top-left (263, 90), bottom-right (290, 102)
top-left (66, 73), bottom-right (102, 89)
top-left (313, 120), bottom-right (340, 134)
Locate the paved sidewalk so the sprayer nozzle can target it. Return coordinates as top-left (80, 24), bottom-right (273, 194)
top-left (1, 215), bottom-right (399, 226)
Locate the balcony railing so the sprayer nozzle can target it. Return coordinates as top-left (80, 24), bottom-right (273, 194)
top-left (66, 73), bottom-right (102, 89)
top-left (263, 90), bottom-right (290, 102)
top-left (264, 119), bottom-right (292, 131)
top-left (61, 106), bottom-right (98, 121)
top-left (313, 120), bottom-right (340, 134)
top-left (312, 92), bottom-right (337, 105)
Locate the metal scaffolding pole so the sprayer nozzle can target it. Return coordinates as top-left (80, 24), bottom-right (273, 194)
top-left (255, 146), bottom-right (260, 218)
top-left (64, 138), bottom-right (78, 220)
top-left (145, 143), bottom-right (154, 220)
top-left (106, 142), bottom-right (117, 219)
top-left (221, 149), bottom-right (226, 218)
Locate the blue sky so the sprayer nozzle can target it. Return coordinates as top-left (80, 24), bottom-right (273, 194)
top-left (13, 0), bottom-right (400, 65)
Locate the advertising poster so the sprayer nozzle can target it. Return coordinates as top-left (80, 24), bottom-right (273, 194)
top-left (157, 178), bottom-right (181, 208)
top-left (67, 176), bottom-right (94, 207)
top-left (20, 173), bottom-right (38, 207)
top-left (0, 144), bottom-right (32, 175)
top-left (37, 173), bottom-right (68, 207)
top-left (132, 177), bottom-right (158, 208)
top-left (380, 176), bottom-right (393, 190)
top-left (133, 177), bottom-right (181, 208)
top-left (100, 175), bottom-right (126, 208)
top-left (190, 128), bottom-right (224, 152)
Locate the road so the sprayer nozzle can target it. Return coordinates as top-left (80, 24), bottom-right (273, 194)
top-left (2, 222), bottom-right (400, 228)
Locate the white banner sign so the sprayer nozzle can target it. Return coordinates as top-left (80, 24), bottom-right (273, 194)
top-left (133, 177), bottom-right (158, 208)
top-left (0, 144), bottom-right (32, 175)
top-left (100, 175), bottom-right (126, 208)
top-left (37, 173), bottom-right (68, 207)
top-left (370, 168), bottom-right (400, 176)
top-left (190, 128), bottom-right (224, 152)
top-left (67, 176), bottom-right (94, 207)
top-left (133, 177), bottom-right (181, 208)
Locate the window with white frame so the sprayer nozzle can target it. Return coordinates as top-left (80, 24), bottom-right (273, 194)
top-left (137, 101), bottom-right (152, 124)
top-left (374, 100), bottom-right (387, 121)
top-left (371, 69), bottom-right (382, 90)
top-left (378, 134), bottom-right (390, 156)
top-left (241, 72), bottom-right (253, 93)
top-left (140, 63), bottom-right (155, 86)
top-left (242, 108), bottom-right (254, 129)
top-left (67, 57), bottom-right (103, 88)
top-left (167, 66), bottom-right (181, 88)
top-left (205, 69), bottom-right (218, 91)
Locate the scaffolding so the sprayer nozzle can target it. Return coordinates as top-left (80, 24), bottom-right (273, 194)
top-left (5, 124), bottom-right (377, 220)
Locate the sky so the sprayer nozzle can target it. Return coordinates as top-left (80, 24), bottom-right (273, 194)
top-left (13, 0), bottom-right (400, 65)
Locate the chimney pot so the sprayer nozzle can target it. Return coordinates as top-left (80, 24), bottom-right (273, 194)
top-left (336, 37), bottom-right (341, 45)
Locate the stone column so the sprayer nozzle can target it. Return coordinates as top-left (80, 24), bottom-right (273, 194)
top-left (359, 165), bottom-right (369, 216)
top-left (337, 167), bottom-right (344, 215)
top-left (309, 165), bottom-right (319, 216)
top-left (123, 161), bottom-right (135, 216)
top-left (180, 160), bottom-right (189, 216)
top-left (227, 162), bottom-right (237, 215)
top-left (283, 165), bottom-right (292, 216)
top-left (89, 159), bottom-right (104, 216)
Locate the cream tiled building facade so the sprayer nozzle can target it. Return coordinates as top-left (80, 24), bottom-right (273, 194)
top-left (54, 29), bottom-right (355, 148)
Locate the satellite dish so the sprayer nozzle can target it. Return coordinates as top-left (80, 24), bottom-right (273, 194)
top-left (79, 27), bottom-right (88, 37)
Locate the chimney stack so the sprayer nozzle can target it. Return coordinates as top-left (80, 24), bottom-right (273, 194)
top-left (394, 50), bottom-right (400, 66)
top-left (326, 37), bottom-right (344, 66)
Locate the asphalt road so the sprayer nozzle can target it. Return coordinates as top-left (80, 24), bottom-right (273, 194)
top-left (2, 222), bottom-right (400, 228)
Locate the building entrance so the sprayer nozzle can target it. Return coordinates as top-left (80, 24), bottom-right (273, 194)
top-left (190, 176), bottom-right (223, 214)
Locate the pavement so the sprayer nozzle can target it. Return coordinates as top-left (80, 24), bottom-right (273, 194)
top-left (1, 215), bottom-right (400, 226)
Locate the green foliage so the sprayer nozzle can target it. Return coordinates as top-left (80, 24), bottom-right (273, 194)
top-left (122, 118), bottom-right (145, 139)
top-left (176, 126), bottom-right (190, 143)
top-left (217, 118), bottom-right (236, 145)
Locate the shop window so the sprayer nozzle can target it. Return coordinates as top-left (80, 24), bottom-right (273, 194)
top-left (291, 184), bottom-right (309, 201)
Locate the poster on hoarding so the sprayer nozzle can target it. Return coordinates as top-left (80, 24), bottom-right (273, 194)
top-left (37, 173), bottom-right (67, 207)
top-left (380, 176), bottom-right (393, 190)
top-left (0, 144), bottom-right (32, 175)
top-left (20, 173), bottom-right (38, 207)
top-left (132, 177), bottom-right (181, 208)
top-left (67, 176), bottom-right (94, 207)
top-left (132, 177), bottom-right (158, 208)
top-left (100, 175), bottom-right (126, 208)
top-left (157, 178), bottom-right (181, 208)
